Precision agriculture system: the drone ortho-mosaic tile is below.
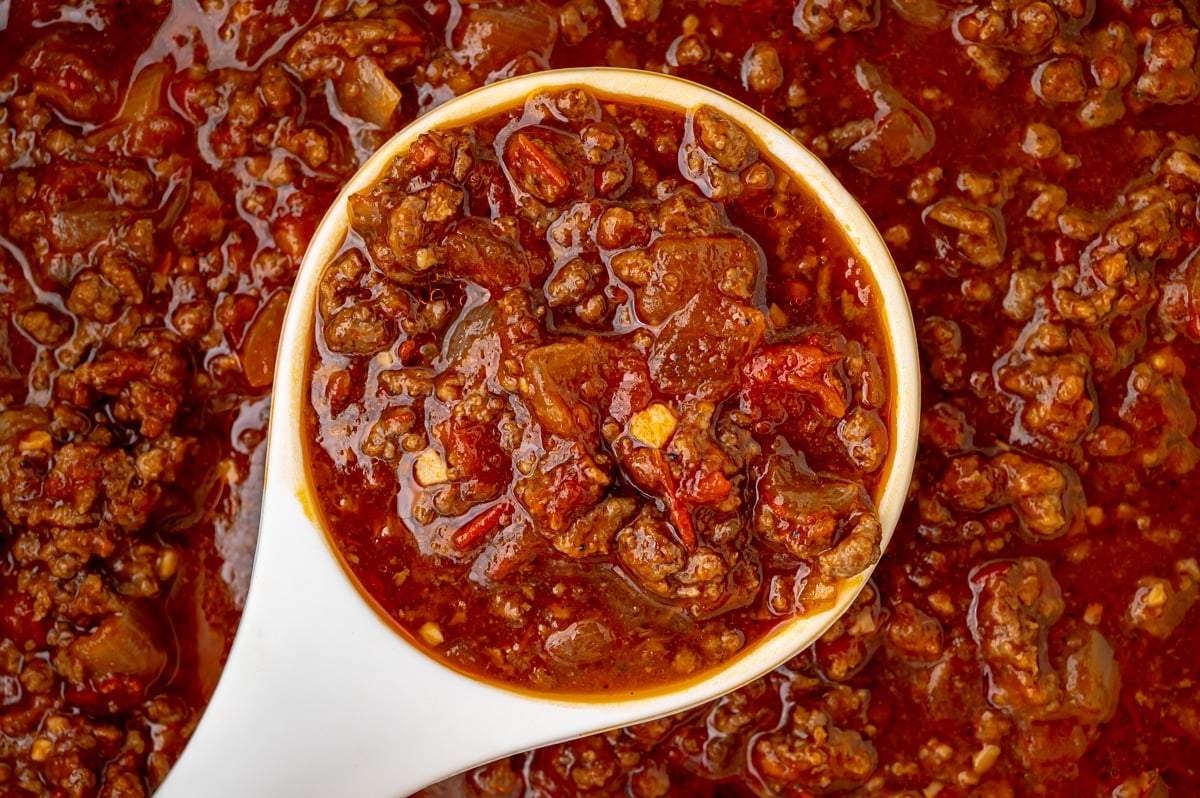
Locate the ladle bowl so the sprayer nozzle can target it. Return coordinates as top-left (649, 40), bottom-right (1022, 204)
top-left (156, 68), bottom-right (920, 798)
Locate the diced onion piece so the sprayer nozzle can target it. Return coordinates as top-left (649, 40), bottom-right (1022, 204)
top-left (418, 621), bottom-right (444, 647)
top-left (240, 291), bottom-right (289, 389)
top-left (452, 4), bottom-right (556, 73)
top-left (49, 202), bottom-right (127, 251)
top-left (629, 403), bottom-right (678, 448)
top-left (336, 56), bottom-right (401, 128)
top-left (414, 449), bottom-right (449, 486)
top-left (1063, 630), bottom-right (1121, 722)
top-left (118, 62), bottom-right (170, 123)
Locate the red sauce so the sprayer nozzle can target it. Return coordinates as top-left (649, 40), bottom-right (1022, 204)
top-left (304, 90), bottom-right (895, 693)
top-left (0, 0), bottom-right (1197, 795)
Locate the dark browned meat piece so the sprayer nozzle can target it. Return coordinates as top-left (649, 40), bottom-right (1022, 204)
top-left (752, 453), bottom-right (877, 562)
top-left (613, 234), bottom-right (761, 326)
top-left (444, 218), bottom-right (544, 292)
top-left (648, 294), bottom-right (765, 400)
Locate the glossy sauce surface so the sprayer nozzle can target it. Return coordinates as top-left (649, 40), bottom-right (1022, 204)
top-left (0, 0), bottom-right (1197, 796)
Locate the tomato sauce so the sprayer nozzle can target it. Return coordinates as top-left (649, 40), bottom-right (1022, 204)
top-left (304, 90), bottom-right (894, 693)
top-left (1, 0), bottom-right (1198, 795)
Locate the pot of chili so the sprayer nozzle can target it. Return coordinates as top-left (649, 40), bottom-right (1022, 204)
top-left (158, 68), bottom-right (918, 798)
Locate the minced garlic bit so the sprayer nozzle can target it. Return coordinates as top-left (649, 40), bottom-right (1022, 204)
top-left (629, 402), bottom-right (678, 448)
top-left (30, 738), bottom-right (52, 763)
top-left (156, 548), bottom-right (180, 581)
top-left (972, 744), bottom-right (1000, 774)
top-left (418, 621), bottom-right (444, 647)
top-left (1140, 581), bottom-right (1169, 608)
top-left (414, 449), bottom-right (449, 486)
top-left (17, 430), bottom-right (53, 454)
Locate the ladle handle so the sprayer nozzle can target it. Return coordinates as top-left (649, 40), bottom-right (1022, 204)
top-left (155, 481), bottom-right (592, 798)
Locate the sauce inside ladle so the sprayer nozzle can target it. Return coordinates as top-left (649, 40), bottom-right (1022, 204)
top-left (155, 68), bottom-right (919, 798)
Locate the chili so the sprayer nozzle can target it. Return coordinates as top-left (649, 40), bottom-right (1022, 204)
top-left (0, 0), bottom-right (1197, 796)
top-left (304, 87), bottom-right (895, 693)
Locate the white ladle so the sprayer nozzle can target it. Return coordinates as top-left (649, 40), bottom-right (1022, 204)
top-left (156, 68), bottom-right (920, 798)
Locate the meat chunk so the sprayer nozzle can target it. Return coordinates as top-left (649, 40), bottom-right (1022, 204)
top-left (514, 438), bottom-right (609, 532)
top-left (991, 452), bottom-right (1081, 538)
top-left (347, 143), bottom-right (474, 279)
top-left (1127, 563), bottom-right (1200, 639)
top-left (1002, 625), bottom-right (1121, 771)
top-left (742, 42), bottom-right (784, 93)
top-left (924, 198), bottom-right (1007, 267)
top-left (751, 691), bottom-right (877, 795)
top-left (24, 47), bottom-right (116, 122)
top-left (70, 332), bottom-right (188, 439)
top-left (793, 0), bottom-right (880, 37)
top-left (837, 407), bottom-right (888, 472)
top-left (550, 496), bottom-right (638, 557)
top-left (931, 451), bottom-right (1082, 540)
top-left (886, 601), bottom-right (944, 661)
top-left (1034, 57), bottom-right (1088, 103)
top-left (648, 294), bottom-right (765, 401)
top-left (323, 303), bottom-right (394, 354)
top-left (1134, 27), bottom-right (1199, 106)
top-left (968, 558), bottom-right (1065, 714)
top-left (615, 510), bottom-right (687, 592)
top-left (444, 218), bottom-right (544, 292)
top-left (1117, 354), bottom-right (1200, 474)
top-left (285, 17), bottom-right (423, 82)
top-left (678, 106), bottom-right (758, 198)
top-left (615, 509), bottom-right (755, 614)
top-left (317, 249), bottom-right (368, 319)
top-left (752, 453), bottom-right (876, 564)
top-left (817, 513), bottom-right (882, 579)
top-left (606, 0), bottom-right (664, 26)
top-left (953, 0), bottom-right (1060, 55)
top-left (996, 351), bottom-right (1095, 446)
top-left (612, 234), bottom-right (763, 326)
